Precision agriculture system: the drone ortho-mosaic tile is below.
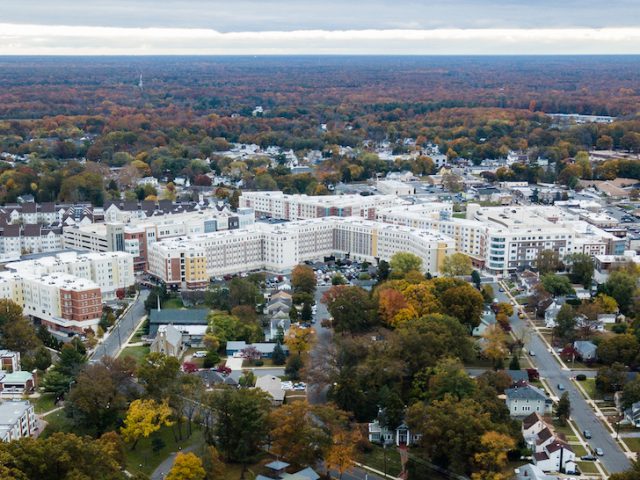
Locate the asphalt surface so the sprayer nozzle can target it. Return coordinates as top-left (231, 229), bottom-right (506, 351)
top-left (308, 285), bottom-right (333, 405)
top-left (492, 283), bottom-right (632, 474)
top-left (92, 289), bottom-right (150, 361)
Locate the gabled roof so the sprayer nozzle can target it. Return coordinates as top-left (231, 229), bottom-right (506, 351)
top-left (265, 460), bottom-right (290, 471)
top-left (149, 309), bottom-right (209, 325)
top-left (505, 383), bottom-right (548, 402)
top-left (522, 412), bottom-right (545, 430)
top-left (536, 427), bottom-right (553, 443)
top-left (546, 440), bottom-right (572, 454)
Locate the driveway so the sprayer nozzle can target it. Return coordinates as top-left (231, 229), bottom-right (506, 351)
top-left (493, 283), bottom-right (631, 474)
top-left (92, 289), bottom-right (150, 361)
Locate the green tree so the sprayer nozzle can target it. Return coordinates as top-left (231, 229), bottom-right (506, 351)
top-left (601, 270), bottom-right (638, 315)
top-left (541, 274), bottom-right (574, 296)
top-left (389, 252), bottom-right (423, 277)
top-left (597, 334), bottom-right (639, 366)
top-left (272, 342), bottom-right (286, 366)
top-left (321, 286), bottom-right (377, 333)
top-left (471, 270), bottom-right (482, 289)
top-left (228, 277), bottom-right (261, 309)
top-left (136, 352), bottom-right (180, 400)
top-left (567, 253), bottom-right (594, 288)
top-left (301, 302), bottom-right (313, 322)
top-left (207, 387), bottom-right (272, 463)
top-left (441, 253), bottom-right (472, 277)
top-left (596, 363), bottom-right (628, 393)
top-left (427, 358), bottom-right (477, 402)
top-left (553, 303), bottom-right (577, 341)
top-left (535, 249), bottom-right (561, 275)
top-left (622, 377), bottom-right (640, 409)
top-left (555, 392), bottom-right (571, 425)
top-left (509, 354), bottom-right (521, 371)
top-left (377, 260), bottom-right (390, 281)
top-left (202, 446), bottom-right (226, 480)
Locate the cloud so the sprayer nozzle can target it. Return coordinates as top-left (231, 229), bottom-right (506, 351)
top-left (2, 24), bottom-right (640, 55)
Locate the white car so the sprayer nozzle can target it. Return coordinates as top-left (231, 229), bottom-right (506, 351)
top-left (192, 351), bottom-right (207, 358)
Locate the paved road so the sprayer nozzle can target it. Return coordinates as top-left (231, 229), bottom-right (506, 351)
top-left (308, 286), bottom-right (333, 404)
top-left (92, 289), bottom-right (150, 361)
top-left (493, 283), bottom-right (631, 474)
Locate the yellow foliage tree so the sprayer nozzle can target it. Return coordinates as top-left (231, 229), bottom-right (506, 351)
top-left (166, 452), bottom-right (206, 480)
top-left (401, 282), bottom-right (441, 317)
top-left (285, 324), bottom-right (314, 356)
top-left (471, 431), bottom-right (516, 480)
top-left (481, 325), bottom-right (509, 369)
top-left (325, 430), bottom-right (361, 480)
top-left (595, 293), bottom-right (618, 314)
top-left (441, 253), bottom-right (473, 277)
top-left (120, 399), bottom-right (173, 449)
top-left (378, 288), bottom-right (410, 327)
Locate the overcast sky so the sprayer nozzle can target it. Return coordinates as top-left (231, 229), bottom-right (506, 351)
top-left (1, 0), bottom-right (640, 54)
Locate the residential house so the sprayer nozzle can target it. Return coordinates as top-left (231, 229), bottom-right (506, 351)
top-left (472, 309), bottom-right (496, 337)
top-left (521, 412), bottom-right (549, 449)
top-left (255, 375), bottom-right (285, 406)
top-left (0, 400), bottom-right (38, 442)
top-left (150, 325), bottom-right (183, 358)
top-left (519, 270), bottom-right (540, 296)
top-left (269, 317), bottom-right (291, 342)
top-left (505, 381), bottom-right (553, 417)
top-left (544, 300), bottom-right (562, 328)
top-left (625, 401), bottom-right (640, 427)
top-left (574, 340), bottom-right (597, 362)
top-left (226, 341), bottom-right (288, 359)
top-left (196, 370), bottom-right (238, 389)
top-left (506, 370), bottom-right (530, 385)
top-left (148, 309), bottom-right (209, 346)
top-left (0, 351), bottom-right (20, 373)
top-left (368, 414), bottom-right (422, 446)
top-left (533, 440), bottom-right (576, 474)
top-left (514, 463), bottom-right (557, 480)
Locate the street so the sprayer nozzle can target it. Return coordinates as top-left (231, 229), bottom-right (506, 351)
top-left (492, 283), bottom-right (632, 474)
top-left (92, 289), bottom-right (150, 361)
top-left (308, 285), bottom-right (333, 404)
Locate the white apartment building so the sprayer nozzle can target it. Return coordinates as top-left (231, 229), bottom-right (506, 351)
top-left (0, 224), bottom-right (64, 263)
top-left (0, 251), bottom-right (135, 334)
top-left (147, 217), bottom-right (454, 288)
top-left (378, 203), bottom-right (625, 274)
top-left (63, 208), bottom-right (254, 271)
top-left (239, 191), bottom-right (402, 221)
top-left (0, 400), bottom-right (38, 442)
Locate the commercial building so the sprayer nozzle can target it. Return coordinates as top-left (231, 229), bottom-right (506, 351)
top-left (63, 208), bottom-right (253, 271)
top-left (239, 191), bottom-right (402, 221)
top-left (147, 217), bottom-right (454, 289)
top-left (0, 400), bottom-right (38, 442)
top-left (0, 251), bottom-right (134, 334)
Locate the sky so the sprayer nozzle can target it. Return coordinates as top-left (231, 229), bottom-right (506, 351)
top-left (1, 0), bottom-right (640, 55)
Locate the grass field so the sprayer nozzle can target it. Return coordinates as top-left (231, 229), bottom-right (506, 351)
top-left (361, 445), bottom-right (402, 477)
top-left (120, 345), bottom-right (150, 365)
top-left (125, 425), bottom-right (205, 477)
top-left (622, 437), bottom-right (640, 452)
top-left (162, 297), bottom-right (184, 309)
top-left (33, 393), bottom-right (57, 414)
top-left (577, 460), bottom-right (600, 474)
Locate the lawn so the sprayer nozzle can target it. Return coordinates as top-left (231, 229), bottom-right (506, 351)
top-left (577, 461), bottom-right (601, 475)
top-left (125, 425), bottom-right (205, 477)
top-left (581, 378), bottom-right (598, 399)
top-left (571, 444), bottom-right (588, 457)
top-left (120, 345), bottom-right (150, 365)
top-left (162, 297), bottom-right (184, 309)
top-left (33, 393), bottom-right (57, 414)
top-left (361, 444), bottom-right (402, 477)
top-left (623, 437), bottom-right (640, 452)
top-left (452, 212), bottom-right (466, 219)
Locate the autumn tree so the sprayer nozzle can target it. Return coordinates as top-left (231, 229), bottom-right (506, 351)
top-left (389, 252), bottom-right (423, 277)
top-left (291, 264), bottom-right (317, 295)
top-left (202, 446), bottom-right (226, 480)
top-left (377, 288), bottom-right (410, 327)
top-left (166, 452), bottom-right (206, 480)
top-left (597, 334), bottom-right (639, 366)
top-left (325, 430), bottom-right (361, 480)
top-left (472, 431), bottom-right (516, 480)
top-left (285, 324), bottom-right (314, 356)
top-left (437, 283), bottom-right (484, 332)
top-left (482, 325), bottom-right (509, 369)
top-left (441, 253), bottom-right (472, 277)
top-left (121, 399), bottom-right (173, 450)
top-left (137, 352), bottom-right (181, 400)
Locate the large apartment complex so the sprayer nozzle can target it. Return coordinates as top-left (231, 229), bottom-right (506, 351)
top-left (0, 251), bottom-right (135, 334)
top-left (63, 208), bottom-right (254, 271)
top-left (147, 217), bottom-right (454, 288)
top-left (239, 191), bottom-right (402, 220)
top-left (377, 203), bottom-right (625, 274)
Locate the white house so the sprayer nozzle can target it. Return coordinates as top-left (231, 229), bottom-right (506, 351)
top-left (255, 375), bottom-right (285, 406)
top-left (533, 440), bottom-right (576, 474)
top-left (368, 419), bottom-right (422, 447)
top-left (505, 382), bottom-right (553, 418)
top-left (514, 463), bottom-right (556, 480)
top-left (544, 301), bottom-right (562, 328)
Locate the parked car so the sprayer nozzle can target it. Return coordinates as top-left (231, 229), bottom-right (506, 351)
top-left (529, 350), bottom-right (536, 356)
top-left (192, 351), bottom-right (207, 358)
top-left (595, 447), bottom-right (604, 456)
top-left (581, 454), bottom-right (597, 461)
top-left (583, 430), bottom-right (592, 439)
top-left (557, 383), bottom-right (565, 391)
